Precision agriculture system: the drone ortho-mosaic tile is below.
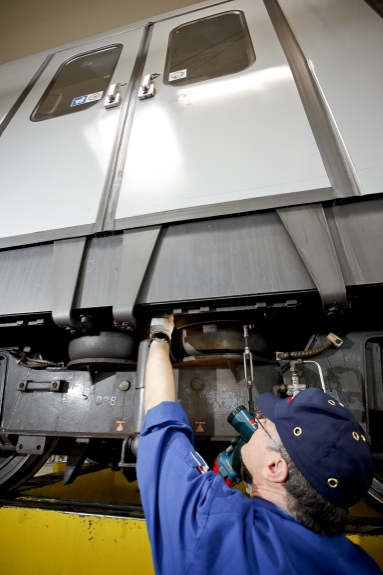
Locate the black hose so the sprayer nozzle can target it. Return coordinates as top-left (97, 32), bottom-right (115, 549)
top-left (277, 338), bottom-right (332, 360)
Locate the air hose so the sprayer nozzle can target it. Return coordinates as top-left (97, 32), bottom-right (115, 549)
top-left (16, 352), bottom-right (63, 369)
top-left (276, 332), bottom-right (343, 361)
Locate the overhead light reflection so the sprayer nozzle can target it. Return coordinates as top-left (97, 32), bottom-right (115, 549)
top-left (83, 110), bottom-right (119, 171)
top-left (176, 65), bottom-right (293, 104)
top-left (125, 104), bottom-right (183, 174)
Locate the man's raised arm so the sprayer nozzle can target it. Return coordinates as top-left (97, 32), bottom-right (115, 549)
top-left (145, 315), bottom-right (175, 413)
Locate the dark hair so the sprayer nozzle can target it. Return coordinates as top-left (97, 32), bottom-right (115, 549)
top-left (267, 432), bottom-right (349, 536)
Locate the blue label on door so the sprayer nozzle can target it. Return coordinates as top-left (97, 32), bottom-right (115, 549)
top-left (70, 92), bottom-right (103, 107)
top-left (71, 95), bottom-right (88, 107)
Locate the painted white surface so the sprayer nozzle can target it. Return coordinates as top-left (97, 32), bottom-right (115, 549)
top-left (116, 0), bottom-right (329, 221)
top-left (0, 52), bottom-right (51, 125)
top-left (0, 29), bottom-right (143, 238)
top-left (279, 0), bottom-right (383, 196)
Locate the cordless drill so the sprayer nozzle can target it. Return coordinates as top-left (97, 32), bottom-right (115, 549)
top-left (213, 405), bottom-right (258, 487)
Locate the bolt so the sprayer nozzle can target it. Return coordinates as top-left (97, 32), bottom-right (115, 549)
top-left (52, 381), bottom-right (58, 388)
top-left (119, 380), bottom-right (131, 391)
top-left (19, 382), bottom-right (25, 389)
top-left (190, 378), bottom-right (203, 391)
top-left (80, 315), bottom-right (92, 327)
top-left (19, 444), bottom-right (23, 449)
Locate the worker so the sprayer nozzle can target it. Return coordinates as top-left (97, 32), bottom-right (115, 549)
top-left (136, 316), bottom-right (381, 575)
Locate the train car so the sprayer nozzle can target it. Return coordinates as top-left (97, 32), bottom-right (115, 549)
top-left (0, 0), bottom-right (382, 514)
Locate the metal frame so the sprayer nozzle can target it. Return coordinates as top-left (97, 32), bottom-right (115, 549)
top-left (95, 26), bottom-right (154, 233)
top-left (114, 187), bottom-right (333, 234)
top-left (277, 204), bottom-right (346, 308)
top-left (113, 226), bottom-right (162, 327)
top-left (263, 0), bottom-right (361, 199)
top-left (51, 237), bottom-right (87, 329)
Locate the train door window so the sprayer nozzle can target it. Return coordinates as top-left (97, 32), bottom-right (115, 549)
top-left (164, 11), bottom-right (255, 87)
top-left (31, 44), bottom-right (122, 122)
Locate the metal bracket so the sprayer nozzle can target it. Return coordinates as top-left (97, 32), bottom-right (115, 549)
top-left (0, 434), bottom-right (16, 452)
top-left (63, 439), bottom-right (89, 485)
top-left (277, 204), bottom-right (346, 308)
top-left (16, 435), bottom-right (46, 455)
top-left (52, 237), bottom-right (87, 330)
top-left (113, 226), bottom-right (162, 328)
top-left (18, 380), bottom-right (65, 392)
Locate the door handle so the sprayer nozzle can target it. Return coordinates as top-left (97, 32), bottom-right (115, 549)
top-left (104, 83), bottom-right (126, 109)
top-left (138, 73), bottom-right (161, 100)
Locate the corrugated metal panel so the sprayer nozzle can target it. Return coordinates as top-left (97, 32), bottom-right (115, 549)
top-left (1, 198), bottom-right (383, 317)
top-left (0, 243), bottom-right (53, 315)
top-left (138, 212), bottom-right (316, 304)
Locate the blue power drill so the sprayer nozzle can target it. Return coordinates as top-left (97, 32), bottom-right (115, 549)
top-left (213, 405), bottom-right (258, 487)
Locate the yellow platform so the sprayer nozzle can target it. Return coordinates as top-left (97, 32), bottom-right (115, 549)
top-left (0, 468), bottom-right (382, 575)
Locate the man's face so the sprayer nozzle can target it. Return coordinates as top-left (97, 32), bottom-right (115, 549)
top-left (241, 417), bottom-right (277, 488)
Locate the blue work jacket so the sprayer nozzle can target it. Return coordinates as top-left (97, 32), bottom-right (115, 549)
top-left (137, 401), bottom-right (381, 575)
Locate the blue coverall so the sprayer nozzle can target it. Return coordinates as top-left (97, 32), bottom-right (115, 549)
top-left (137, 401), bottom-right (381, 575)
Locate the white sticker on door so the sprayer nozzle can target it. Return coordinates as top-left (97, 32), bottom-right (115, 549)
top-left (70, 91), bottom-right (104, 107)
top-left (169, 69), bottom-right (187, 82)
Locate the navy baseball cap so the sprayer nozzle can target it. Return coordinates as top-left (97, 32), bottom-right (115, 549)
top-left (258, 387), bottom-right (374, 508)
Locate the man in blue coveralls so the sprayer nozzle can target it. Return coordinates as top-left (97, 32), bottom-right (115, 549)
top-left (137, 316), bottom-right (381, 575)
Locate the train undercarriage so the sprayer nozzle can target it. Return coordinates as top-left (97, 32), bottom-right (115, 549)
top-left (0, 200), bottom-right (382, 513)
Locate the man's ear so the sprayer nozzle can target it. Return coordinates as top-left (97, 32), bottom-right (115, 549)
top-left (261, 453), bottom-right (288, 484)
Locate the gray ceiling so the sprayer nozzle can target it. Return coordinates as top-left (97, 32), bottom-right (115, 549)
top-left (0, 0), bottom-right (206, 65)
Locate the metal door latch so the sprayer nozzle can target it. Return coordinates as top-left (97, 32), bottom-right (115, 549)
top-left (138, 73), bottom-right (160, 100)
top-left (104, 83), bottom-right (126, 109)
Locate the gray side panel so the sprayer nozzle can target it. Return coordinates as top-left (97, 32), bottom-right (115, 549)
top-left (2, 199), bottom-right (383, 317)
top-left (0, 244), bottom-right (53, 315)
top-left (326, 199), bottom-right (383, 286)
top-left (137, 213), bottom-right (316, 304)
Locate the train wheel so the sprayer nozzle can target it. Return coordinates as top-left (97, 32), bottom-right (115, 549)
top-left (0, 437), bottom-right (58, 493)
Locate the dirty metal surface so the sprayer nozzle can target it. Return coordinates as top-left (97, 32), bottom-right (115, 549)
top-left (1, 357), bottom-right (136, 437)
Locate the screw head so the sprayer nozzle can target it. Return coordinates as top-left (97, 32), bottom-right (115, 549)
top-left (119, 380), bottom-right (130, 391)
top-left (52, 381), bottom-right (58, 388)
top-left (19, 382), bottom-right (25, 389)
top-left (190, 378), bottom-right (203, 391)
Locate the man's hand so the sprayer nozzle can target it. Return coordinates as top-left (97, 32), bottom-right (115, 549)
top-left (145, 314), bottom-right (175, 413)
top-left (150, 314), bottom-right (174, 340)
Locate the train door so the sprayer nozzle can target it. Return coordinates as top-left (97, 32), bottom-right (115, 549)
top-left (114, 0), bottom-right (331, 229)
top-left (0, 28), bottom-right (143, 243)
